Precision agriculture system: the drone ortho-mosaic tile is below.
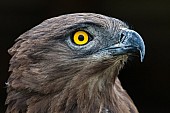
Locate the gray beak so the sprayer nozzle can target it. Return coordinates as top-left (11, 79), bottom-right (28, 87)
top-left (106, 28), bottom-right (145, 62)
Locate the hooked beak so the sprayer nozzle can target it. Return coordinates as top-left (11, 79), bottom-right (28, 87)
top-left (105, 28), bottom-right (145, 62)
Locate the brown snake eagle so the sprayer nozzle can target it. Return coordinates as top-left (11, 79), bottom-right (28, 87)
top-left (5, 13), bottom-right (145, 113)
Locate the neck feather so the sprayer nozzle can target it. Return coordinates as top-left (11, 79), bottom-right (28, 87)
top-left (50, 59), bottom-right (138, 113)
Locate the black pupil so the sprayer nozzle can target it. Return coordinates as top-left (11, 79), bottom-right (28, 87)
top-left (78, 35), bottom-right (84, 41)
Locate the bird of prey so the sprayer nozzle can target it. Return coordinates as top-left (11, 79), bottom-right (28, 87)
top-left (5, 13), bottom-right (145, 113)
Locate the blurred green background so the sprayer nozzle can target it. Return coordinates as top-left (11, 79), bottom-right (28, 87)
top-left (0, 0), bottom-right (170, 112)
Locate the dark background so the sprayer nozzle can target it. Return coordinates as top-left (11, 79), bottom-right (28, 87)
top-left (0, 0), bottom-right (170, 113)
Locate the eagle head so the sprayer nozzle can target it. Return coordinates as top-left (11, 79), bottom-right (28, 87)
top-left (6, 13), bottom-right (145, 113)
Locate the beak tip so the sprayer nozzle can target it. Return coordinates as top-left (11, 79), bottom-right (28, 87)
top-left (140, 41), bottom-right (145, 62)
top-left (140, 55), bottom-right (144, 62)
top-left (139, 47), bottom-right (145, 62)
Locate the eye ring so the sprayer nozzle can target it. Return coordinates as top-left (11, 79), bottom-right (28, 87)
top-left (73, 31), bottom-right (89, 45)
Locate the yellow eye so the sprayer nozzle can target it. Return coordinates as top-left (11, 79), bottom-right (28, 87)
top-left (73, 31), bottom-right (89, 45)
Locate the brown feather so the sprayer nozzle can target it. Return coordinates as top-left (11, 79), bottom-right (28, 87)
top-left (6, 13), bottom-right (139, 113)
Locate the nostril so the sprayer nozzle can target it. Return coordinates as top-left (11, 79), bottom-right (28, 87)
top-left (120, 33), bottom-right (126, 42)
top-left (120, 34), bottom-right (124, 40)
